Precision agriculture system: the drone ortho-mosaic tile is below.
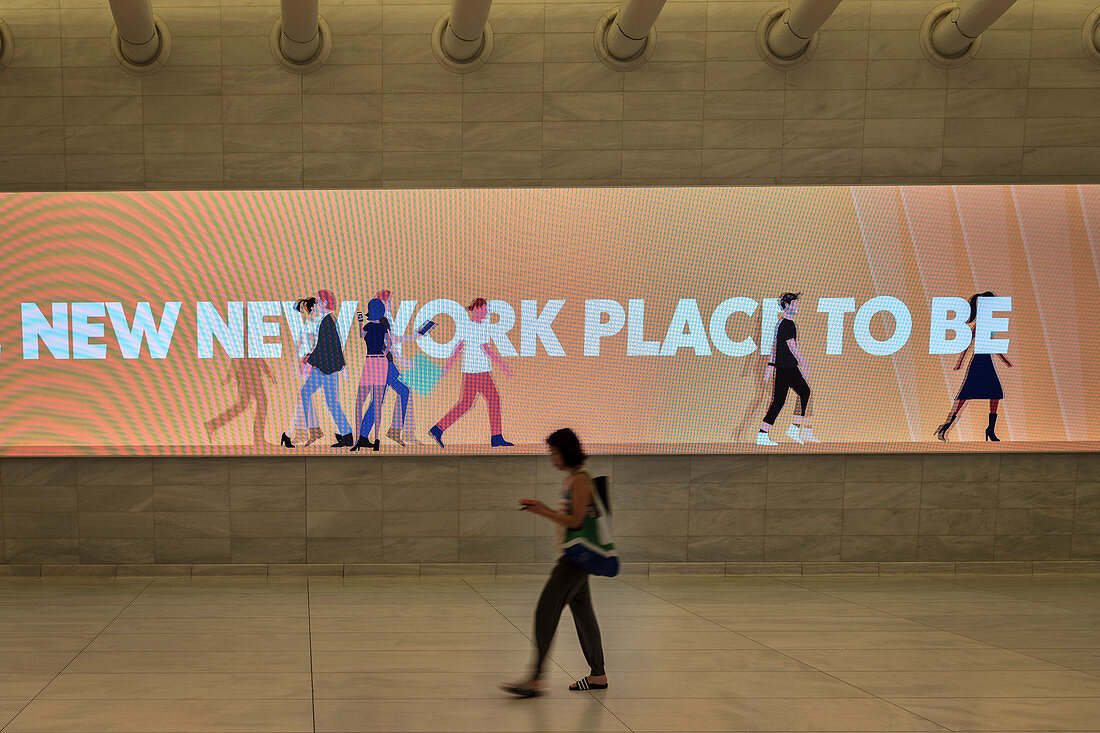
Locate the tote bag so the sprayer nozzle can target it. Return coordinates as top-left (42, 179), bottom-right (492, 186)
top-left (562, 475), bottom-right (619, 577)
top-left (404, 352), bottom-right (443, 396)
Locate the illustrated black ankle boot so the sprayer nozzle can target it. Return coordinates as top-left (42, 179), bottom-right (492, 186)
top-left (933, 414), bottom-right (957, 442)
top-left (330, 432), bottom-right (354, 448)
top-left (985, 413), bottom-right (1000, 442)
top-left (280, 432), bottom-right (295, 448)
top-left (350, 435), bottom-right (370, 452)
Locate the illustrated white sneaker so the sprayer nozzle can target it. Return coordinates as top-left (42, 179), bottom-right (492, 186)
top-left (786, 424), bottom-right (805, 444)
top-left (756, 431), bottom-right (778, 447)
top-left (802, 427), bottom-right (821, 443)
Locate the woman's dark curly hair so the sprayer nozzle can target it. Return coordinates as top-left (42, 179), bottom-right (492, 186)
top-left (546, 428), bottom-right (587, 467)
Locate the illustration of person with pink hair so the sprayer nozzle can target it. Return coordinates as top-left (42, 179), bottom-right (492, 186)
top-left (281, 296), bottom-right (324, 449)
top-left (300, 289), bottom-right (354, 448)
top-left (429, 298), bottom-right (514, 449)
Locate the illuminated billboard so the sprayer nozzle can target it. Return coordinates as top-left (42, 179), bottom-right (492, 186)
top-left (1, 186), bottom-right (1097, 455)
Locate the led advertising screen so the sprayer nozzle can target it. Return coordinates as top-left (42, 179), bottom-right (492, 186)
top-left (0, 186), bottom-right (1097, 456)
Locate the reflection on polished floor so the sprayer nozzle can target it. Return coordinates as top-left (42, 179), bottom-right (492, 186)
top-left (1, 574), bottom-right (1099, 732)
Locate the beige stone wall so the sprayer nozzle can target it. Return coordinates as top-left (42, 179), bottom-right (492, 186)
top-left (1, 453), bottom-right (1098, 566)
top-left (0, 0), bottom-right (1098, 189)
top-left (2, 0), bottom-right (1098, 571)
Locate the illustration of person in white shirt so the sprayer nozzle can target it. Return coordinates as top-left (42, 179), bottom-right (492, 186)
top-left (429, 297), bottom-right (514, 448)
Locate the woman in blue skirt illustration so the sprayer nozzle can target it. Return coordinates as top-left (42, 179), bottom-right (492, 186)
top-left (934, 292), bottom-right (1014, 442)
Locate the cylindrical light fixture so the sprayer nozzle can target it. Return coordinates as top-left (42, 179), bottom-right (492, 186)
top-left (765, 0), bottom-right (843, 59)
top-left (442, 0), bottom-right (493, 62)
top-left (108, 0), bottom-right (160, 65)
top-left (108, 0), bottom-right (171, 74)
top-left (930, 0), bottom-right (1018, 57)
top-left (279, 0), bottom-right (321, 63)
top-left (0, 18), bottom-right (14, 71)
top-left (604, 0), bottom-right (667, 60)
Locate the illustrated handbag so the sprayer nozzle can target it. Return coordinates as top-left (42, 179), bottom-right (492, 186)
top-left (404, 352), bottom-right (443, 396)
top-left (562, 475), bottom-right (619, 577)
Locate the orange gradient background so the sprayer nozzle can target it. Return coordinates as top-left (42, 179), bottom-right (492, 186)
top-left (0, 186), bottom-right (1097, 456)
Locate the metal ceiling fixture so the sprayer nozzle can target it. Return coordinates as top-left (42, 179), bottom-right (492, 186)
top-left (271, 0), bottom-right (331, 74)
top-left (920, 0), bottom-right (1018, 68)
top-left (594, 0), bottom-right (667, 71)
top-left (108, 0), bottom-right (171, 75)
top-left (756, 0), bottom-right (843, 70)
top-left (433, 0), bottom-right (494, 73)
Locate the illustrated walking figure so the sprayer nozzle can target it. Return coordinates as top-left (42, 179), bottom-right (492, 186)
top-left (281, 296), bottom-right (324, 449)
top-left (934, 291), bottom-right (1014, 442)
top-left (300, 289), bottom-right (354, 448)
top-left (355, 290), bottom-right (415, 448)
top-left (757, 292), bottom-right (819, 446)
top-left (352, 297), bottom-right (394, 452)
top-left (429, 297), bottom-right (514, 448)
top-left (204, 355), bottom-right (276, 446)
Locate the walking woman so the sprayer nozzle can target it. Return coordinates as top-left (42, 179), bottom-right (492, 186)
top-left (358, 290), bottom-right (414, 447)
top-left (757, 292), bottom-right (819, 446)
top-left (502, 429), bottom-right (607, 698)
top-left (352, 298), bottom-right (392, 452)
top-left (281, 296), bottom-right (323, 449)
top-left (934, 291), bottom-right (1014, 441)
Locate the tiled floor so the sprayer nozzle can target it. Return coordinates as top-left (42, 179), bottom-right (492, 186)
top-left (1, 573), bottom-right (1099, 732)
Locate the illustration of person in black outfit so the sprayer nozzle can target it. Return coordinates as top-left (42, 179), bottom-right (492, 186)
top-left (934, 291), bottom-right (1014, 442)
top-left (300, 289), bottom-right (354, 447)
top-left (355, 290), bottom-right (415, 447)
top-left (757, 292), bottom-right (818, 446)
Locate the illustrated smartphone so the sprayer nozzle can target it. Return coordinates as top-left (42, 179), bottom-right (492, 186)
top-left (417, 320), bottom-right (436, 336)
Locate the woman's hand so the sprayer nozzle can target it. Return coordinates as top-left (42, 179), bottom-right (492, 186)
top-left (519, 499), bottom-right (549, 515)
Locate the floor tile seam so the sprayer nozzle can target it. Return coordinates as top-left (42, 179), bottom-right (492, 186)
top-left (457, 575), bottom-right (637, 733)
top-left (306, 577), bottom-right (317, 733)
top-left (871, 613), bottom-right (1100, 674)
top-left (612, 576), bottom-right (895, 692)
top-left (1, 578), bottom-right (154, 733)
top-left (710, 575), bottom-right (980, 730)
top-left (767, 576), bottom-right (1021, 648)
top-left (944, 576), bottom-right (1100, 612)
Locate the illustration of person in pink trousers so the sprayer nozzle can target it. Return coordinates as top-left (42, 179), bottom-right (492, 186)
top-left (429, 298), bottom-right (514, 448)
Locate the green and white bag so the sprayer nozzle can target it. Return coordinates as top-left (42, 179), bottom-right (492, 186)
top-left (562, 475), bottom-right (619, 577)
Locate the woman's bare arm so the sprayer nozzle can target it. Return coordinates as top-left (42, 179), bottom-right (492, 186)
top-left (525, 474), bottom-right (592, 528)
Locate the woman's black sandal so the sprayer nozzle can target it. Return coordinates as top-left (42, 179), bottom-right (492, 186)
top-left (569, 678), bottom-right (608, 691)
top-left (500, 681), bottom-right (543, 698)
